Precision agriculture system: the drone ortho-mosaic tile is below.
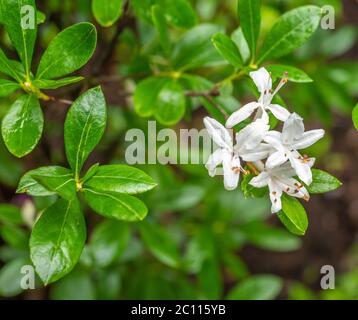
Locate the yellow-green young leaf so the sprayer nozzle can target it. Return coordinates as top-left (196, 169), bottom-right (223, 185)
top-left (211, 33), bottom-right (243, 68)
top-left (0, 48), bottom-right (25, 82)
top-left (33, 77), bottom-right (84, 89)
top-left (90, 220), bottom-right (129, 267)
top-left (278, 195), bottom-right (308, 236)
top-left (156, 0), bottom-right (197, 29)
top-left (83, 164), bottom-right (157, 194)
top-left (266, 65), bottom-right (313, 83)
top-left (237, 0), bottom-right (261, 58)
top-left (257, 6), bottom-right (322, 64)
top-left (0, 0), bottom-right (37, 77)
top-left (307, 169), bottom-right (342, 194)
top-left (1, 95), bottom-right (43, 158)
top-left (139, 221), bottom-right (180, 268)
top-left (64, 87), bottom-right (106, 177)
top-left (0, 204), bottom-right (23, 225)
top-left (227, 275), bottom-right (283, 300)
top-left (36, 22), bottom-right (97, 79)
top-left (0, 79), bottom-right (20, 97)
top-left (82, 188), bottom-right (148, 221)
top-left (353, 103), bottom-right (358, 130)
top-left (31, 167), bottom-right (76, 201)
top-left (92, 0), bottom-right (123, 27)
top-left (152, 5), bottom-right (171, 54)
top-left (30, 198), bottom-right (86, 285)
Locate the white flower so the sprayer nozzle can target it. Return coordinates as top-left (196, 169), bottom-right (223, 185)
top-left (264, 113), bottom-right (324, 185)
top-left (204, 117), bottom-right (270, 190)
top-left (226, 67), bottom-right (290, 128)
top-left (250, 162), bottom-right (311, 213)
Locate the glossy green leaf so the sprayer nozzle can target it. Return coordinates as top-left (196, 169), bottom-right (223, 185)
top-left (0, 79), bottom-right (20, 97)
top-left (37, 10), bottom-right (46, 24)
top-left (0, 257), bottom-right (29, 297)
top-left (0, 204), bottom-right (23, 225)
top-left (1, 94), bottom-right (43, 157)
top-left (90, 220), bottom-right (129, 267)
top-left (231, 28), bottom-right (250, 64)
top-left (211, 33), bottom-right (242, 68)
top-left (157, 0), bottom-right (196, 29)
top-left (36, 22), bottom-right (97, 79)
top-left (266, 65), bottom-right (313, 83)
top-left (139, 221), bottom-right (180, 268)
top-left (64, 86), bottom-right (106, 177)
top-left (82, 188), bottom-right (148, 221)
top-left (238, 0), bottom-right (261, 58)
top-left (152, 5), bottom-right (170, 54)
top-left (31, 166), bottom-right (76, 200)
top-left (307, 169), bottom-right (342, 194)
top-left (30, 198), bottom-right (86, 285)
top-left (257, 6), bottom-right (322, 64)
top-left (84, 164), bottom-right (157, 194)
top-left (278, 195), bottom-right (308, 236)
top-left (0, 0), bottom-right (37, 77)
top-left (227, 275), bottom-right (283, 300)
top-left (92, 0), bottom-right (123, 27)
top-left (0, 48), bottom-right (24, 82)
top-left (33, 77), bottom-right (84, 89)
top-left (81, 163), bottom-right (99, 184)
top-left (353, 103), bottom-right (358, 130)
top-left (172, 24), bottom-right (224, 71)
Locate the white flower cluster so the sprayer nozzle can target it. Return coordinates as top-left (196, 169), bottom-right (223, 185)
top-left (204, 67), bottom-right (325, 213)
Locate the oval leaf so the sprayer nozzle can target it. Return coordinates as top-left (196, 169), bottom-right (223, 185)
top-left (36, 22), bottom-right (97, 79)
top-left (307, 169), bottom-right (342, 194)
top-left (211, 33), bottom-right (243, 68)
top-left (30, 198), bottom-right (86, 285)
top-left (92, 0), bottom-right (123, 27)
top-left (2, 94), bottom-right (43, 158)
top-left (266, 65), bottom-right (313, 83)
top-left (0, 79), bottom-right (20, 97)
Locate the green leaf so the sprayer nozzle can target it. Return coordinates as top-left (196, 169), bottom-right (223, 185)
top-left (0, 0), bottom-right (37, 77)
top-left (238, 0), bottom-right (261, 58)
top-left (152, 5), bottom-right (170, 54)
top-left (198, 257), bottom-right (222, 299)
top-left (90, 220), bottom-right (129, 267)
top-left (278, 195), bottom-right (308, 236)
top-left (211, 33), bottom-right (242, 68)
top-left (0, 79), bottom-right (20, 97)
top-left (30, 198), bottom-right (86, 285)
top-left (139, 221), bottom-right (180, 268)
top-left (36, 22), bottom-right (97, 79)
top-left (353, 103), bottom-right (358, 130)
top-left (31, 166), bottom-right (76, 200)
top-left (241, 173), bottom-right (267, 198)
top-left (17, 166), bottom-right (62, 196)
top-left (92, 0), bottom-right (123, 27)
top-left (0, 224), bottom-right (28, 249)
top-left (33, 76), bottom-right (84, 89)
top-left (257, 6), bottom-right (322, 64)
top-left (37, 10), bottom-right (46, 24)
top-left (0, 48), bottom-right (25, 82)
top-left (82, 188), bottom-right (148, 221)
top-left (307, 169), bottom-right (342, 194)
top-left (172, 24), bottom-right (224, 71)
top-left (231, 27), bottom-right (250, 64)
top-left (266, 65), bottom-right (313, 83)
top-left (0, 204), bottom-right (23, 225)
top-left (1, 94), bottom-right (43, 157)
top-left (81, 163), bottom-right (99, 184)
top-left (223, 253), bottom-right (249, 279)
top-left (64, 86), bottom-right (106, 177)
top-left (157, 0), bottom-right (196, 29)
top-left (84, 164), bottom-right (156, 194)
top-left (227, 275), bottom-right (283, 300)
top-left (0, 257), bottom-right (29, 297)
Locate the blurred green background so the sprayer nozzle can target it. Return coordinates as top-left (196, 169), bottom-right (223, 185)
top-left (0, 0), bottom-right (358, 300)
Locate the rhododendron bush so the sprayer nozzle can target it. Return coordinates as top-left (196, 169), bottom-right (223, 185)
top-left (0, 0), bottom-right (356, 301)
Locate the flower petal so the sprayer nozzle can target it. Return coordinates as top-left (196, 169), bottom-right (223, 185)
top-left (267, 104), bottom-right (290, 122)
top-left (236, 119), bottom-right (269, 151)
top-left (240, 144), bottom-right (272, 161)
top-left (250, 67), bottom-right (272, 93)
top-left (205, 149), bottom-right (223, 177)
top-left (282, 113), bottom-right (304, 145)
top-left (264, 131), bottom-right (284, 151)
top-left (266, 150), bottom-right (288, 168)
top-left (291, 129), bottom-right (325, 150)
top-left (270, 162), bottom-right (296, 177)
top-left (268, 180), bottom-right (283, 213)
top-left (290, 156), bottom-right (312, 185)
top-left (222, 152), bottom-right (240, 190)
top-left (275, 177), bottom-right (309, 200)
top-left (204, 117), bottom-right (232, 150)
top-left (250, 172), bottom-right (270, 188)
top-left (225, 102), bottom-right (258, 128)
